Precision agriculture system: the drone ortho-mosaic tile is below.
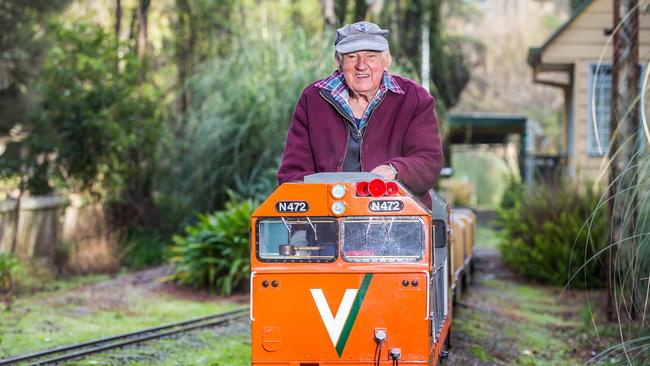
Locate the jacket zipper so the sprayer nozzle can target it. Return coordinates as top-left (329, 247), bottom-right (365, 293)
top-left (319, 90), bottom-right (358, 171)
top-left (358, 96), bottom-right (385, 171)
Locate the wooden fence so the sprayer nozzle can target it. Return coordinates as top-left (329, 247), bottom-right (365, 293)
top-left (0, 195), bottom-right (117, 272)
top-left (0, 196), bottom-right (65, 262)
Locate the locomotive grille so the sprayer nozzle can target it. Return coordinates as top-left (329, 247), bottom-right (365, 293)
top-left (432, 262), bottom-right (447, 339)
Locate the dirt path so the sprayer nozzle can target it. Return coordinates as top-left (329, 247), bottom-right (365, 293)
top-left (447, 247), bottom-right (610, 366)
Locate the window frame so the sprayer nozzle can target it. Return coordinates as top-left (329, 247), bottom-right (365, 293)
top-left (340, 216), bottom-right (426, 263)
top-left (586, 63), bottom-right (613, 157)
top-left (254, 216), bottom-right (339, 263)
top-left (587, 62), bottom-right (647, 156)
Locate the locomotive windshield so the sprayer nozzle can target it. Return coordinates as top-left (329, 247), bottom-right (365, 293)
top-left (256, 217), bottom-right (338, 262)
top-left (341, 216), bottom-right (425, 262)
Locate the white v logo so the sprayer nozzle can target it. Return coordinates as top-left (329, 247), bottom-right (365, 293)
top-left (310, 288), bottom-right (358, 347)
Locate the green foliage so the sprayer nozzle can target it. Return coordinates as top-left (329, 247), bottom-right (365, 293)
top-left (27, 21), bottom-right (162, 199)
top-left (169, 199), bottom-right (256, 294)
top-left (497, 183), bottom-right (607, 288)
top-left (0, 253), bottom-right (18, 273)
top-left (0, 253), bottom-right (18, 291)
top-left (0, 0), bottom-right (69, 133)
top-left (156, 26), bottom-right (332, 225)
top-left (119, 229), bottom-right (167, 269)
top-left (500, 175), bottom-right (525, 210)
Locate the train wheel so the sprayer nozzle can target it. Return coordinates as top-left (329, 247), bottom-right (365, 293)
top-left (461, 271), bottom-right (468, 292)
top-left (469, 258), bottom-right (475, 283)
top-left (436, 331), bottom-right (451, 365)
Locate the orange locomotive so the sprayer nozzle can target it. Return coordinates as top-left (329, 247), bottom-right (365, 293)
top-left (250, 173), bottom-right (473, 366)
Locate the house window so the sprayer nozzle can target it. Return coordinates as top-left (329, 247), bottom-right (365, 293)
top-left (587, 64), bottom-right (612, 156)
top-left (587, 64), bottom-right (648, 156)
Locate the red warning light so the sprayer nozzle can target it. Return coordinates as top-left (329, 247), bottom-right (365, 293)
top-left (368, 179), bottom-right (387, 197)
top-left (386, 181), bottom-right (398, 196)
top-left (356, 181), bottom-right (369, 196)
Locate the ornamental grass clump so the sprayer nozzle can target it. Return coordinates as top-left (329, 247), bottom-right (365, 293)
top-left (168, 199), bottom-right (256, 295)
top-left (497, 182), bottom-right (607, 288)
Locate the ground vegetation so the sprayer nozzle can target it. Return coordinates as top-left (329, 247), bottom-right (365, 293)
top-left (497, 181), bottom-right (607, 288)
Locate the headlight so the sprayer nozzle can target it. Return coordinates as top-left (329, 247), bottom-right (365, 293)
top-left (331, 201), bottom-right (346, 216)
top-left (331, 184), bottom-right (346, 199)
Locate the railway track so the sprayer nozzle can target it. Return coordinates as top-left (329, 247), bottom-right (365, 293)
top-left (0, 307), bottom-right (249, 366)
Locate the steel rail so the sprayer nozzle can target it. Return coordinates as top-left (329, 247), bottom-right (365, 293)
top-left (0, 307), bottom-right (248, 366)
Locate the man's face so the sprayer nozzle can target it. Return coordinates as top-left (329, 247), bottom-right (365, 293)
top-left (339, 51), bottom-right (391, 97)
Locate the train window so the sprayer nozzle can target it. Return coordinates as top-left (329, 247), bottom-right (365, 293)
top-left (341, 216), bottom-right (424, 262)
top-left (256, 217), bottom-right (338, 262)
top-left (433, 220), bottom-right (447, 248)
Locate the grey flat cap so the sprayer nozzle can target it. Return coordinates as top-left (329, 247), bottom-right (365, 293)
top-left (335, 21), bottom-right (389, 54)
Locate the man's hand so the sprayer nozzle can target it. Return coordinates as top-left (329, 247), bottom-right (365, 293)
top-left (370, 164), bottom-right (397, 180)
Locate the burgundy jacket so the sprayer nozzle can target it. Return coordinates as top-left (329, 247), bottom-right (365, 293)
top-left (277, 74), bottom-right (443, 208)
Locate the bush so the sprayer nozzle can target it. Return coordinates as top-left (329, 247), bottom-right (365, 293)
top-left (497, 182), bottom-right (607, 288)
top-left (119, 229), bottom-right (167, 269)
top-left (500, 175), bottom-right (525, 210)
top-left (168, 199), bottom-right (256, 294)
top-left (27, 21), bottom-right (162, 201)
top-left (0, 253), bottom-right (18, 292)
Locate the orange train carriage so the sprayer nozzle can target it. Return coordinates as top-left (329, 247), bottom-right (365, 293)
top-left (250, 173), bottom-right (475, 366)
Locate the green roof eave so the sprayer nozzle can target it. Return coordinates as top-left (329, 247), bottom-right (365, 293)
top-left (448, 113), bottom-right (527, 128)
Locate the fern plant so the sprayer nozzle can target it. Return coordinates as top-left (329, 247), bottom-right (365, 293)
top-left (168, 199), bottom-right (256, 294)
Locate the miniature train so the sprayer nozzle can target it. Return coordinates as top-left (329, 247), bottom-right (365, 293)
top-left (250, 173), bottom-right (475, 366)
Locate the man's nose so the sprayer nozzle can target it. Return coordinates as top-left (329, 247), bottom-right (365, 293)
top-left (355, 57), bottom-right (368, 70)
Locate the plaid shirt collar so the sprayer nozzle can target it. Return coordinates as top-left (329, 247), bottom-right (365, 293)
top-left (315, 70), bottom-right (405, 97)
top-left (315, 70), bottom-right (404, 129)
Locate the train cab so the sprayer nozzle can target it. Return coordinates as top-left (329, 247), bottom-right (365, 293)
top-left (250, 173), bottom-right (452, 366)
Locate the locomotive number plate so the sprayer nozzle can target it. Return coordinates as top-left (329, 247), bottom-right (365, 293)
top-left (369, 200), bottom-right (404, 212)
top-left (275, 201), bottom-right (309, 213)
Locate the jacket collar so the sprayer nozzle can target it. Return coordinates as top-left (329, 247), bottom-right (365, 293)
top-left (314, 70), bottom-right (405, 97)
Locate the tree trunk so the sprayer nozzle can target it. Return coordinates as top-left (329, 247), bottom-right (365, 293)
top-left (115, 0), bottom-right (122, 39)
top-left (335, 0), bottom-right (349, 26)
top-left (175, 0), bottom-right (193, 114)
top-left (321, 0), bottom-right (336, 27)
top-left (353, 0), bottom-right (368, 21)
top-left (137, 0), bottom-right (150, 82)
top-left (609, 0), bottom-right (639, 321)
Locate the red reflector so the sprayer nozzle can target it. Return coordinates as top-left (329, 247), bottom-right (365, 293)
top-left (356, 181), bottom-right (369, 196)
top-left (368, 179), bottom-right (387, 197)
top-left (386, 181), bottom-right (398, 196)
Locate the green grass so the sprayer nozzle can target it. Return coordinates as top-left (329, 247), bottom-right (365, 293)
top-left (468, 344), bottom-right (495, 362)
top-left (65, 331), bottom-right (250, 365)
top-left (0, 284), bottom-right (240, 358)
top-left (453, 276), bottom-right (586, 365)
top-left (10, 260), bottom-right (112, 295)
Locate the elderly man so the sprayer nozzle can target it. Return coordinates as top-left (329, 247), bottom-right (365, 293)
top-left (277, 21), bottom-right (443, 208)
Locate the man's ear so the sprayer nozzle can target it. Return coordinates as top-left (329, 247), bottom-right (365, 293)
top-left (334, 52), bottom-right (342, 70)
top-left (384, 52), bottom-right (392, 71)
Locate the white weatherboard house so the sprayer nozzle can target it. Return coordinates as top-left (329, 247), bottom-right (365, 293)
top-left (528, 0), bottom-right (649, 183)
